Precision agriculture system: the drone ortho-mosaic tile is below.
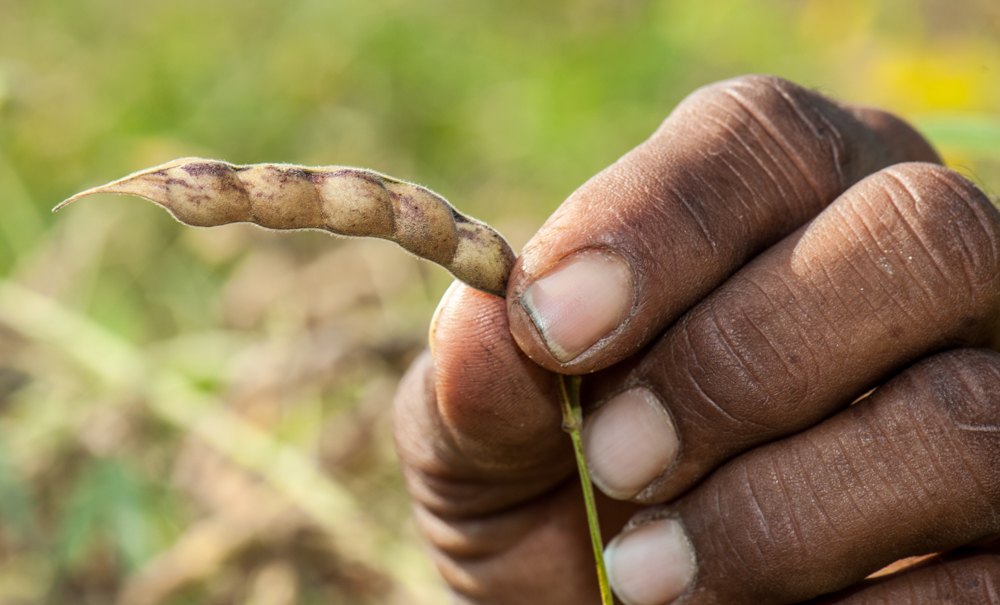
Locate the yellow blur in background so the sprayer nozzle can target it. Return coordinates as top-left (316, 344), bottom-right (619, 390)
top-left (0, 1), bottom-right (998, 603)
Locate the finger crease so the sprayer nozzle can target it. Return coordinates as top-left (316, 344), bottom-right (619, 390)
top-left (722, 87), bottom-right (826, 207)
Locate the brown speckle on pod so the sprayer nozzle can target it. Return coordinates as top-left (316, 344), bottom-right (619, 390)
top-left (56, 157), bottom-right (515, 297)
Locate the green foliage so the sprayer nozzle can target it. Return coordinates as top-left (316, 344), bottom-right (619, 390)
top-left (55, 458), bottom-right (154, 571)
top-left (0, 439), bottom-right (35, 543)
top-left (917, 114), bottom-right (1000, 156)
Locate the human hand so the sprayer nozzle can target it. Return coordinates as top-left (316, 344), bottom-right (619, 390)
top-left (393, 75), bottom-right (1000, 604)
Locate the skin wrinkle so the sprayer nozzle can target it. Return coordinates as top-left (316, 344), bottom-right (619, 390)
top-left (433, 551), bottom-right (483, 600)
top-left (742, 268), bottom-right (805, 329)
top-left (685, 155), bottom-right (756, 235)
top-left (429, 385), bottom-right (526, 483)
top-left (662, 178), bottom-right (717, 251)
top-left (804, 250), bottom-right (890, 358)
top-left (813, 109), bottom-right (849, 186)
top-left (713, 477), bottom-right (755, 572)
top-left (921, 172), bottom-right (987, 288)
top-left (883, 402), bottom-right (949, 519)
top-left (600, 177), bottom-right (638, 239)
top-left (667, 340), bottom-right (747, 442)
top-left (900, 397), bottom-right (959, 511)
top-left (740, 308), bottom-right (808, 403)
top-left (406, 464), bottom-right (568, 520)
top-left (952, 423), bottom-right (1000, 435)
top-left (767, 451), bottom-right (810, 564)
top-left (947, 358), bottom-right (1000, 440)
top-left (632, 163), bottom-right (1000, 510)
top-left (630, 185), bottom-right (675, 258)
top-left (827, 204), bottom-right (923, 334)
top-left (794, 210), bottom-right (879, 323)
top-left (400, 360), bottom-right (475, 478)
top-left (715, 152), bottom-right (767, 216)
top-left (863, 405), bottom-right (933, 540)
top-left (701, 96), bottom-right (809, 213)
top-left (833, 414), bottom-right (890, 532)
top-left (738, 463), bottom-right (771, 561)
top-left (771, 82), bottom-right (849, 189)
top-left (615, 159), bottom-right (679, 283)
top-left (679, 346), bottom-right (749, 430)
top-left (722, 85), bottom-right (826, 207)
top-left (785, 440), bottom-right (845, 558)
top-left (881, 170), bottom-right (961, 291)
top-left (702, 110), bottom-right (792, 203)
top-left (687, 307), bottom-right (779, 431)
top-left (413, 504), bottom-right (514, 561)
top-left (936, 363), bottom-right (1000, 524)
top-left (798, 433), bottom-right (848, 542)
top-left (902, 570), bottom-right (920, 604)
top-left (908, 370), bottom-right (996, 539)
top-left (930, 172), bottom-right (1000, 297)
top-left (434, 343), bottom-right (565, 478)
top-left (708, 306), bottom-right (766, 385)
top-left (846, 195), bottom-right (942, 324)
top-left (831, 427), bottom-right (884, 523)
top-left (736, 304), bottom-right (798, 388)
top-left (698, 123), bottom-right (765, 197)
top-left (420, 478), bottom-right (624, 605)
top-left (793, 239), bottom-right (877, 348)
top-left (926, 169), bottom-right (1000, 289)
top-left (634, 160), bottom-right (708, 261)
top-left (416, 478), bottom-right (579, 560)
top-left (903, 215), bottom-right (976, 318)
top-left (700, 152), bottom-right (763, 227)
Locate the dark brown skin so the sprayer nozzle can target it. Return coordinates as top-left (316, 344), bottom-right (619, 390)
top-left (393, 76), bottom-right (1000, 604)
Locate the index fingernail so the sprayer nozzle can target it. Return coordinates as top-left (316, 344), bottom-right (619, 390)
top-left (519, 250), bottom-right (633, 362)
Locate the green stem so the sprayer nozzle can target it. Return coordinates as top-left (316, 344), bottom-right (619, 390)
top-left (558, 374), bottom-right (614, 605)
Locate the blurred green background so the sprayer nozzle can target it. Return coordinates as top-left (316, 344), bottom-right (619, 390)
top-left (0, 1), bottom-right (998, 603)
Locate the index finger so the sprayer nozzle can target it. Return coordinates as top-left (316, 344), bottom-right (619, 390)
top-left (506, 75), bottom-right (940, 373)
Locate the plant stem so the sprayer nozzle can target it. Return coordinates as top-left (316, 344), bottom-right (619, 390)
top-left (558, 374), bottom-right (614, 605)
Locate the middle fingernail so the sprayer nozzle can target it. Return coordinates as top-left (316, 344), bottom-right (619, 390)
top-left (583, 388), bottom-right (679, 499)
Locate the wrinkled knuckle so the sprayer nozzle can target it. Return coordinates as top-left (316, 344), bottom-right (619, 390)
top-left (688, 75), bottom-right (814, 135)
top-left (692, 74), bottom-right (798, 106)
top-left (870, 163), bottom-right (1000, 315)
top-left (677, 75), bottom-right (849, 200)
top-left (702, 453), bottom-right (816, 594)
top-left (675, 302), bottom-right (804, 434)
top-left (910, 350), bottom-right (1000, 500)
top-left (919, 349), bottom-right (1000, 429)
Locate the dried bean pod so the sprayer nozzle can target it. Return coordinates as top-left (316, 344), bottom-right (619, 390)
top-left (56, 158), bottom-right (515, 296)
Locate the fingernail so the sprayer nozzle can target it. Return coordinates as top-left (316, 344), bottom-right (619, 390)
top-left (520, 250), bottom-right (633, 362)
top-left (582, 388), bottom-right (679, 499)
top-left (605, 519), bottom-right (696, 605)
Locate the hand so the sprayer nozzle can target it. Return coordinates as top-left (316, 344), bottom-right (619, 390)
top-left (393, 75), bottom-right (1000, 605)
